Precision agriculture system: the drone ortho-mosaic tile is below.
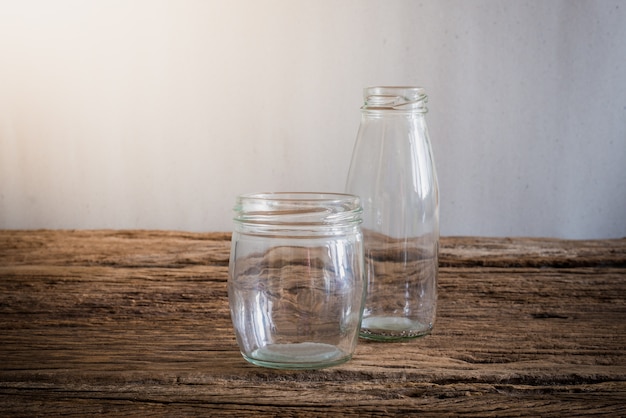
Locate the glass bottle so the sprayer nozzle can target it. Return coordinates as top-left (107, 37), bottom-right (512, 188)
top-left (228, 192), bottom-right (365, 369)
top-left (345, 86), bottom-right (439, 341)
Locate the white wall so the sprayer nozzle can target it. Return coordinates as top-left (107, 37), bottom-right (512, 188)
top-left (1, 0), bottom-right (625, 239)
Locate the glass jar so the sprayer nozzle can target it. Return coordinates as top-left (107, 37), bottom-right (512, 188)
top-left (228, 192), bottom-right (365, 369)
top-left (345, 86), bottom-right (439, 341)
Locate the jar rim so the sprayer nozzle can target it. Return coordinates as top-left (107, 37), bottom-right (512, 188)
top-left (233, 192), bottom-right (362, 231)
top-left (237, 192), bottom-right (360, 204)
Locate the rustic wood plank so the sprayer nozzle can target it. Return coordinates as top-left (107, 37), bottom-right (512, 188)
top-left (0, 230), bottom-right (625, 416)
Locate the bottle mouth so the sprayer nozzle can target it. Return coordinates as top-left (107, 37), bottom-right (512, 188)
top-left (363, 86), bottom-right (428, 112)
top-left (233, 192), bottom-right (362, 232)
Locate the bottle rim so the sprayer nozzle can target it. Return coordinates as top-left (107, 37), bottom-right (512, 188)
top-left (363, 86), bottom-right (428, 112)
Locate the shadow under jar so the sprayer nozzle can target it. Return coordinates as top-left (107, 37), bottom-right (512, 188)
top-left (228, 192), bottom-right (366, 370)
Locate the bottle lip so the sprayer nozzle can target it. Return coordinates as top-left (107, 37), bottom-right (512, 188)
top-left (363, 86), bottom-right (428, 112)
top-left (233, 192), bottom-right (363, 231)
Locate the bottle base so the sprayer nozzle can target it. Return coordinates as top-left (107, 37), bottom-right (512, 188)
top-left (242, 342), bottom-right (352, 370)
top-left (360, 316), bottom-right (432, 341)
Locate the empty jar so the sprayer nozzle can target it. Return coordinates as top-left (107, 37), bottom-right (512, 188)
top-left (228, 192), bottom-right (365, 369)
top-left (345, 86), bottom-right (439, 341)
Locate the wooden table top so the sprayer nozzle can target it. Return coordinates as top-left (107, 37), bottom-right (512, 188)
top-left (1, 230), bottom-right (625, 416)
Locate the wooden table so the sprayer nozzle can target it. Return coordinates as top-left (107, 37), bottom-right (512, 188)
top-left (1, 230), bottom-right (625, 416)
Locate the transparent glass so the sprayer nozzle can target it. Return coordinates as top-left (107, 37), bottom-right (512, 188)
top-left (228, 192), bottom-right (365, 369)
top-left (345, 86), bottom-right (439, 341)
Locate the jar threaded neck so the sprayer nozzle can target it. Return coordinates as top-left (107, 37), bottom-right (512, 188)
top-left (233, 192), bottom-right (362, 235)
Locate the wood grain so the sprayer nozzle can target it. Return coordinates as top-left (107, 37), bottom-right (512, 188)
top-left (1, 230), bottom-right (625, 416)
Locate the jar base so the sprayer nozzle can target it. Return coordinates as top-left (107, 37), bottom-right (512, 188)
top-left (360, 316), bottom-right (432, 341)
top-left (243, 342), bottom-right (351, 370)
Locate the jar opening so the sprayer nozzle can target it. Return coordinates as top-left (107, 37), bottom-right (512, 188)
top-left (233, 192), bottom-right (362, 232)
top-left (363, 86), bottom-right (428, 112)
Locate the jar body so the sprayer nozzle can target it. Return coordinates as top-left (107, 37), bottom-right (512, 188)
top-left (228, 193), bottom-right (365, 369)
top-left (345, 87), bottom-right (439, 341)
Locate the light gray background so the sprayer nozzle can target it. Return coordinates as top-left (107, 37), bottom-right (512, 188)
top-left (1, 0), bottom-right (625, 238)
